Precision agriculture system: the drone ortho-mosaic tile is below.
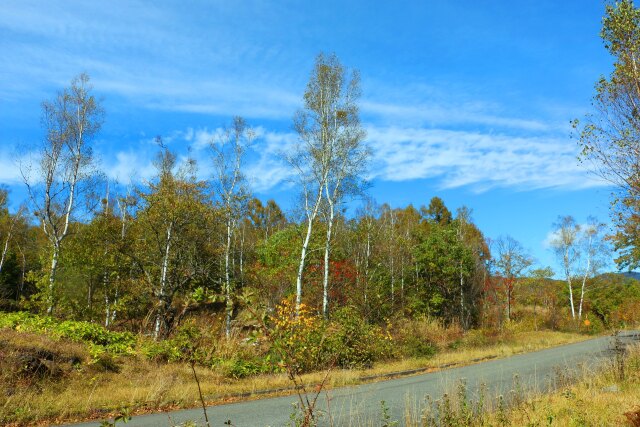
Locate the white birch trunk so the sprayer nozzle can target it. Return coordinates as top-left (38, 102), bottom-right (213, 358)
top-left (47, 244), bottom-right (60, 314)
top-left (105, 294), bottom-right (111, 328)
top-left (155, 222), bottom-right (173, 339)
top-left (295, 187), bottom-right (323, 313)
top-left (0, 230), bottom-right (11, 274)
top-left (564, 246), bottom-right (576, 319)
top-left (364, 225), bottom-right (370, 305)
top-left (239, 225), bottom-right (245, 286)
top-left (460, 260), bottom-right (465, 328)
top-left (225, 217), bottom-right (233, 338)
top-left (578, 233), bottom-right (593, 319)
top-left (322, 202), bottom-right (334, 319)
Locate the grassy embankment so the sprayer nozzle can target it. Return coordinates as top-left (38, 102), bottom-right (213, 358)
top-left (0, 315), bottom-right (592, 427)
top-left (375, 342), bottom-right (640, 426)
top-left (492, 342), bottom-right (640, 426)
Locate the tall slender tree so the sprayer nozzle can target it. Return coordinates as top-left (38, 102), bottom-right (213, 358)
top-left (319, 60), bottom-right (368, 317)
top-left (289, 53), bottom-right (366, 314)
top-left (493, 235), bottom-right (532, 322)
top-left (131, 143), bottom-right (209, 339)
top-left (549, 216), bottom-right (581, 319)
top-left (0, 189), bottom-right (26, 276)
top-left (210, 117), bottom-right (253, 338)
top-left (575, 1), bottom-right (640, 269)
top-left (576, 217), bottom-right (608, 319)
top-left (21, 73), bottom-right (103, 314)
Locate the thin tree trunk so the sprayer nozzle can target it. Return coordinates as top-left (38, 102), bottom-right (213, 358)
top-left (47, 244), bottom-right (60, 314)
top-left (364, 223), bottom-right (371, 306)
top-left (17, 244), bottom-right (26, 299)
top-left (0, 229), bottom-right (12, 274)
top-left (401, 261), bottom-right (405, 313)
top-left (111, 288), bottom-right (118, 324)
top-left (457, 220), bottom-right (466, 328)
top-left (296, 218), bottom-right (314, 313)
top-left (459, 260), bottom-right (465, 328)
top-left (239, 225), bottom-right (245, 286)
top-left (322, 204), bottom-right (334, 319)
top-left (295, 187), bottom-right (323, 314)
top-left (155, 222), bottom-right (173, 339)
top-left (225, 217), bottom-right (233, 339)
top-left (105, 294), bottom-right (111, 328)
top-left (390, 250), bottom-right (395, 308)
top-left (87, 281), bottom-right (94, 313)
top-left (578, 235), bottom-right (593, 319)
top-left (564, 247), bottom-right (576, 319)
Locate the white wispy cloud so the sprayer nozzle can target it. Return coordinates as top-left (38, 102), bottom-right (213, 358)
top-left (244, 128), bottom-right (298, 192)
top-left (0, 1), bottom-right (303, 120)
top-left (162, 124), bottom-right (608, 194)
top-left (0, 150), bottom-right (24, 185)
top-left (101, 151), bottom-right (157, 184)
top-left (0, 121), bottom-right (606, 195)
top-left (91, 127), bottom-right (298, 193)
top-left (361, 100), bottom-right (554, 132)
top-left (365, 126), bottom-right (606, 192)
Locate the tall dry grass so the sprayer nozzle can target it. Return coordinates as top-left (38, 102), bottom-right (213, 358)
top-left (371, 341), bottom-right (640, 426)
top-left (0, 322), bottom-right (592, 426)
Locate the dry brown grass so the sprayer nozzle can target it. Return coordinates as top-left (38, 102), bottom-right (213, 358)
top-left (489, 342), bottom-right (640, 426)
top-left (0, 326), bottom-right (590, 426)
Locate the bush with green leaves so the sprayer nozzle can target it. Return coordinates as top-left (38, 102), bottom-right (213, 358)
top-left (226, 357), bottom-right (273, 379)
top-left (140, 322), bottom-right (213, 364)
top-left (0, 311), bottom-right (135, 355)
top-left (326, 307), bottom-right (394, 369)
top-left (402, 336), bottom-right (438, 358)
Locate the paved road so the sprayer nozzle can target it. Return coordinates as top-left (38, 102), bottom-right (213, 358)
top-left (69, 332), bottom-right (639, 427)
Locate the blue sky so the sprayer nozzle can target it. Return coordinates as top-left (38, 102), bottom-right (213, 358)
top-left (0, 0), bottom-right (619, 273)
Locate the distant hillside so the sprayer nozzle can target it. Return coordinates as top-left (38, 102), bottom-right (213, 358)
top-left (621, 271), bottom-right (640, 281)
top-left (595, 271), bottom-right (640, 281)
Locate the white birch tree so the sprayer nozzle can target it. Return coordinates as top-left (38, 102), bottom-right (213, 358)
top-left (21, 73), bottom-right (103, 314)
top-left (210, 117), bottom-right (253, 338)
top-left (577, 217), bottom-right (608, 319)
top-left (549, 216), bottom-right (581, 319)
top-left (318, 56), bottom-right (368, 319)
top-left (0, 189), bottom-right (26, 277)
top-left (550, 215), bottom-right (609, 320)
top-left (289, 53), bottom-right (363, 314)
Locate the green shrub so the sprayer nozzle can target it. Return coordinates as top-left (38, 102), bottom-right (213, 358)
top-left (139, 339), bottom-right (181, 362)
top-left (0, 312), bottom-right (135, 355)
top-left (462, 329), bottom-right (489, 347)
top-left (326, 307), bottom-right (394, 369)
top-left (227, 358), bottom-right (265, 379)
top-left (266, 303), bottom-right (394, 372)
top-left (402, 336), bottom-right (438, 358)
top-left (139, 322), bottom-right (214, 365)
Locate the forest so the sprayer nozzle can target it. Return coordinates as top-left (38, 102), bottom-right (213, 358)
top-left (1, 62), bottom-right (635, 342)
top-left (3, 2), bottom-right (640, 425)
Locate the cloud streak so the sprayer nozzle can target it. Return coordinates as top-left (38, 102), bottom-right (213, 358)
top-left (366, 126), bottom-right (605, 192)
top-left (0, 121), bottom-right (606, 196)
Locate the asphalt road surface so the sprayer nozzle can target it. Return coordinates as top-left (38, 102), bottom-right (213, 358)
top-left (69, 332), bottom-right (639, 427)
